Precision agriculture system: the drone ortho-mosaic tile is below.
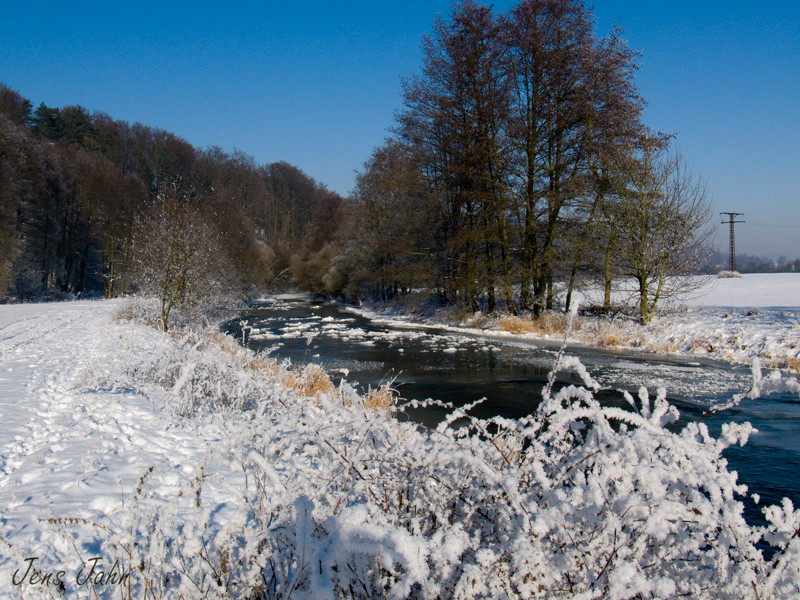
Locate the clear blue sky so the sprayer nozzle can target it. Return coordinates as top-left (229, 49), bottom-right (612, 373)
top-left (2, 1), bottom-right (798, 257)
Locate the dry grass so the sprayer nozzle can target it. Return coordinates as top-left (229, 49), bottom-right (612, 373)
top-left (655, 341), bottom-right (680, 354)
top-left (499, 315), bottom-right (535, 334)
top-left (585, 322), bottom-right (642, 350)
top-left (499, 311), bottom-right (569, 336)
top-left (596, 334), bottom-right (626, 348)
top-left (689, 338), bottom-right (715, 354)
top-left (183, 328), bottom-right (284, 375)
top-left (167, 324), bottom-right (342, 404)
top-left (279, 363), bottom-right (337, 401)
top-left (763, 356), bottom-right (800, 371)
top-left (462, 312), bottom-right (490, 329)
top-left (364, 384), bottom-right (397, 414)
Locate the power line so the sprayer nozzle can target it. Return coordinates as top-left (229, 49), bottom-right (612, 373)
top-left (744, 222), bottom-right (800, 229)
top-left (720, 212), bottom-right (745, 272)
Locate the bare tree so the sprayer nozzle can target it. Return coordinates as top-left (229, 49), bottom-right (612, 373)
top-left (131, 186), bottom-right (235, 331)
top-left (347, 139), bottom-right (439, 301)
top-left (505, 0), bottom-right (598, 314)
top-left (607, 136), bottom-right (713, 324)
top-left (397, 0), bottom-right (511, 312)
top-left (393, 0), bottom-right (646, 315)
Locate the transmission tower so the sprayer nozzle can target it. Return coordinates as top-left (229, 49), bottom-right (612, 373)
top-left (720, 212), bottom-right (745, 272)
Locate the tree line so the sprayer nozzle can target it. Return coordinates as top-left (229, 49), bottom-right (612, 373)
top-left (0, 82), bottom-right (339, 306)
top-left (296, 0), bottom-right (713, 324)
top-left (1, 0), bottom-right (714, 326)
top-left (713, 253), bottom-right (800, 274)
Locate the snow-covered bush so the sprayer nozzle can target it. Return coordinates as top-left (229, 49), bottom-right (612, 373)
top-left (53, 313), bottom-right (800, 598)
top-left (129, 188), bottom-right (241, 332)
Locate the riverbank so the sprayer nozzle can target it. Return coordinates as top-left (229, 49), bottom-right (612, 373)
top-left (1, 297), bottom-right (799, 597)
top-left (342, 273), bottom-right (800, 370)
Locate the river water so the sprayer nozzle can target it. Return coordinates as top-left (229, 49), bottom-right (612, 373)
top-left (225, 295), bottom-right (800, 518)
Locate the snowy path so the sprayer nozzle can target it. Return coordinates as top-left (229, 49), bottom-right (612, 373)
top-left (0, 302), bottom-right (98, 502)
top-left (0, 301), bottom-right (237, 595)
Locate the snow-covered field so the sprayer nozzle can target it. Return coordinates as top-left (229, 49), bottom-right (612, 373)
top-left (356, 273), bottom-right (800, 369)
top-left (596, 273), bottom-right (800, 366)
top-left (685, 273), bottom-right (800, 309)
top-left (1, 278), bottom-right (799, 598)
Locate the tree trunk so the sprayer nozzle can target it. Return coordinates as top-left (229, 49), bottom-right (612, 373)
top-left (603, 240), bottom-right (613, 313)
top-left (565, 262), bottom-right (579, 312)
top-left (638, 278), bottom-right (650, 325)
top-left (483, 207), bottom-right (496, 313)
top-left (520, 199), bottom-right (537, 311)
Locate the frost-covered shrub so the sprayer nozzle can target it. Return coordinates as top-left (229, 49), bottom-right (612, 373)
top-left (117, 293), bottom-right (241, 334)
top-left (117, 326), bottom-right (356, 417)
top-left (116, 295), bottom-right (164, 328)
top-left (130, 190), bottom-right (241, 332)
top-left (62, 317), bottom-right (800, 599)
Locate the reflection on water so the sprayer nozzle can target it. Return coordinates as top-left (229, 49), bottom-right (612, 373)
top-left (225, 295), bottom-right (800, 516)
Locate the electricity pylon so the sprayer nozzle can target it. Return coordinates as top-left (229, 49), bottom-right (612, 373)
top-left (720, 212), bottom-right (745, 272)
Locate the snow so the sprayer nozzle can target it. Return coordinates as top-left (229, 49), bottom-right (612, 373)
top-left (646, 274), bottom-right (800, 366)
top-left (1, 284), bottom-right (799, 597)
top-left (687, 273), bottom-right (800, 309)
top-left (0, 301), bottom-right (243, 596)
top-left (350, 273), bottom-right (800, 369)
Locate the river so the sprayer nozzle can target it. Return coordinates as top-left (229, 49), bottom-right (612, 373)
top-left (225, 295), bottom-right (800, 520)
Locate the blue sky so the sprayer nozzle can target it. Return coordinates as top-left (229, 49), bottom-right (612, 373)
top-left (1, 1), bottom-right (798, 257)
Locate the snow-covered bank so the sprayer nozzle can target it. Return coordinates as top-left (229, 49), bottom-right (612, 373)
top-left (586, 273), bottom-right (800, 367)
top-left (0, 301), bottom-right (246, 596)
top-left (350, 273), bottom-right (800, 369)
top-left (1, 299), bottom-right (800, 598)
top-left (649, 274), bottom-right (800, 366)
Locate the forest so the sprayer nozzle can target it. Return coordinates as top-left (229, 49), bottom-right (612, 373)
top-left (1, 0), bottom-right (717, 326)
top-left (0, 81), bottom-right (338, 304)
